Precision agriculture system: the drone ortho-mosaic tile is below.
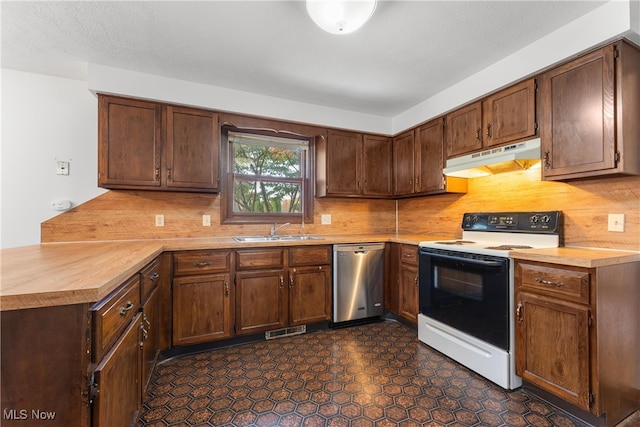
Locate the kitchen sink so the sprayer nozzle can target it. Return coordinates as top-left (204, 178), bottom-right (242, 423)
top-left (233, 235), bottom-right (324, 242)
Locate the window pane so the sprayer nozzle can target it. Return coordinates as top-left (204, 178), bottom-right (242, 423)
top-left (233, 143), bottom-right (303, 179)
top-left (233, 180), bottom-right (302, 214)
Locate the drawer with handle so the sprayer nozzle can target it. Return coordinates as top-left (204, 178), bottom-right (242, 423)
top-left (516, 261), bottom-right (591, 304)
top-left (173, 250), bottom-right (231, 276)
top-left (91, 274), bottom-right (141, 362)
top-left (400, 244), bottom-right (418, 265)
top-left (140, 257), bottom-right (161, 302)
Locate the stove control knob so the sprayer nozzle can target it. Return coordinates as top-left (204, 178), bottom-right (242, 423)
top-left (542, 215), bottom-right (551, 223)
top-left (530, 215), bottom-right (539, 223)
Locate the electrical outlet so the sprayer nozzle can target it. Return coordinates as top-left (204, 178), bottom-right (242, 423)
top-left (607, 213), bottom-right (624, 232)
top-left (321, 214), bottom-right (331, 225)
top-left (155, 214), bottom-right (165, 227)
top-left (202, 215), bottom-right (211, 226)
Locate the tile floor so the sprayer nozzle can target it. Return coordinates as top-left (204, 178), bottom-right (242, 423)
top-left (138, 320), bottom-right (636, 426)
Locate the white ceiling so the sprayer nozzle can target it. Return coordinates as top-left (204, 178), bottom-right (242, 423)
top-left (2, 1), bottom-right (608, 117)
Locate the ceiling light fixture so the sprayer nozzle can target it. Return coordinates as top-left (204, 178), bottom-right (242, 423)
top-left (306, 0), bottom-right (377, 35)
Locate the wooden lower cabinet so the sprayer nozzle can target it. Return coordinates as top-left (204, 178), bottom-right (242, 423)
top-left (387, 243), bottom-right (418, 324)
top-left (141, 287), bottom-right (160, 393)
top-left (172, 250), bottom-right (233, 346)
top-left (289, 265), bottom-right (331, 326)
top-left (235, 269), bottom-right (288, 335)
top-left (92, 314), bottom-right (142, 427)
top-left (515, 259), bottom-right (640, 427)
top-left (0, 304), bottom-right (91, 427)
top-left (235, 246), bottom-right (332, 335)
top-left (516, 292), bottom-right (590, 408)
top-left (398, 245), bottom-right (419, 324)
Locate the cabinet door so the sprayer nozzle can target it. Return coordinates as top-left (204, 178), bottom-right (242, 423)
top-left (288, 265), bottom-right (332, 326)
top-left (541, 45), bottom-right (615, 179)
top-left (172, 274), bottom-right (232, 346)
top-left (92, 314), bottom-right (141, 427)
top-left (362, 135), bottom-right (393, 196)
top-left (415, 118), bottom-right (445, 194)
top-left (515, 292), bottom-right (591, 410)
top-left (392, 131), bottom-right (415, 196)
top-left (98, 95), bottom-right (162, 188)
top-left (483, 79), bottom-right (536, 147)
top-left (235, 270), bottom-right (287, 335)
top-left (141, 287), bottom-right (160, 397)
top-left (166, 106), bottom-right (219, 191)
top-left (384, 243), bottom-right (400, 314)
top-left (446, 102), bottom-right (483, 157)
top-left (399, 263), bottom-right (418, 324)
top-left (326, 130), bottom-right (362, 196)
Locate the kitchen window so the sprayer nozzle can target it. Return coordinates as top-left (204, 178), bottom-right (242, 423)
top-left (221, 126), bottom-right (314, 224)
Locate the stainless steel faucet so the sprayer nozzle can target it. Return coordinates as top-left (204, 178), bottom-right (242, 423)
top-left (270, 222), bottom-right (290, 236)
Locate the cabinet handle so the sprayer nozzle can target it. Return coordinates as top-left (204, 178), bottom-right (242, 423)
top-left (516, 301), bottom-right (524, 324)
top-left (141, 324), bottom-right (148, 342)
top-left (486, 124), bottom-right (492, 138)
top-left (535, 277), bottom-right (564, 287)
top-left (143, 313), bottom-right (151, 329)
top-left (543, 151), bottom-right (551, 169)
top-left (279, 275), bottom-right (284, 291)
top-left (476, 128), bottom-right (481, 141)
top-left (289, 274), bottom-right (294, 289)
top-left (149, 272), bottom-right (159, 281)
top-left (414, 275), bottom-right (418, 287)
top-left (167, 167), bottom-right (172, 181)
top-left (119, 301), bottom-right (134, 316)
top-left (409, 179), bottom-right (413, 186)
top-left (154, 166), bottom-right (160, 181)
top-left (224, 281), bottom-right (229, 297)
top-left (415, 177), bottom-right (419, 186)
top-left (193, 261), bottom-right (213, 268)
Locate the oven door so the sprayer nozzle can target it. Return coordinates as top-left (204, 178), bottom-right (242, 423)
top-left (418, 248), bottom-right (510, 350)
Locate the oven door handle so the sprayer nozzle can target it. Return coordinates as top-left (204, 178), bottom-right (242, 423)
top-left (423, 253), bottom-right (505, 268)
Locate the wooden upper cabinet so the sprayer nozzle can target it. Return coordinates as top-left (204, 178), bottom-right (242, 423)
top-left (446, 102), bottom-right (483, 157)
top-left (446, 78), bottom-right (537, 158)
top-left (415, 118), bottom-right (446, 194)
top-left (362, 134), bottom-right (393, 197)
top-left (325, 130), bottom-right (361, 196)
top-left (483, 79), bottom-right (536, 147)
top-left (98, 95), bottom-right (220, 192)
top-left (322, 130), bottom-right (392, 197)
top-left (98, 96), bottom-right (162, 188)
top-left (166, 106), bottom-right (219, 191)
top-left (392, 130), bottom-right (415, 196)
top-left (541, 41), bottom-right (640, 180)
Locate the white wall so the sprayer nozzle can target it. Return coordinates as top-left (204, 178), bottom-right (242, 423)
top-left (1, 70), bottom-right (105, 248)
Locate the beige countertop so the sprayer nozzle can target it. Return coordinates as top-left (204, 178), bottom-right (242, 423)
top-left (2, 235), bottom-right (638, 311)
top-left (510, 246), bottom-right (640, 268)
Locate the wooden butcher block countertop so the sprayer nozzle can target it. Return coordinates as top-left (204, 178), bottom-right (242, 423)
top-left (2, 235), bottom-right (638, 311)
top-left (0, 234), bottom-right (442, 311)
top-left (510, 246), bottom-right (640, 268)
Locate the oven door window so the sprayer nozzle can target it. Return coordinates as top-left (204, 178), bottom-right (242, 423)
top-left (419, 252), bottom-right (509, 350)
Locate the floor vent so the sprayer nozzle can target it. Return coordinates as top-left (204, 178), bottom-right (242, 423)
top-left (265, 325), bottom-right (306, 340)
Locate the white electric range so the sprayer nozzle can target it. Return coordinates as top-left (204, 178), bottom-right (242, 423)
top-left (417, 211), bottom-right (561, 389)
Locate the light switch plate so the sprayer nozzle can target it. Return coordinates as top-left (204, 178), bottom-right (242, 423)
top-left (202, 215), bottom-right (211, 226)
top-left (321, 214), bottom-right (331, 225)
top-left (155, 214), bottom-right (165, 227)
top-left (608, 213), bottom-right (624, 232)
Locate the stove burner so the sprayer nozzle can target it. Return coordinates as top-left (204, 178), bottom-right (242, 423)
top-left (435, 240), bottom-right (476, 245)
top-left (484, 245), bottom-right (533, 250)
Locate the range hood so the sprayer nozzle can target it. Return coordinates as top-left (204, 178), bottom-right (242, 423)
top-left (443, 138), bottom-right (541, 178)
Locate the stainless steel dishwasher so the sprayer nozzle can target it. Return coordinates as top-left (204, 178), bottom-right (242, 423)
top-left (333, 243), bottom-right (385, 323)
